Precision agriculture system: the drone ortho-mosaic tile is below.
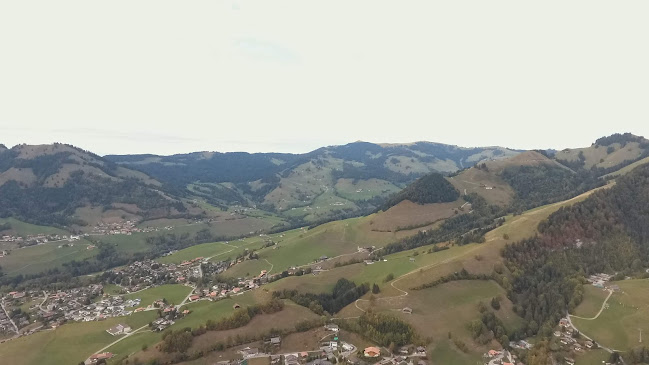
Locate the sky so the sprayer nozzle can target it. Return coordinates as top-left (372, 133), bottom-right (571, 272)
top-left (1, 1), bottom-right (648, 156)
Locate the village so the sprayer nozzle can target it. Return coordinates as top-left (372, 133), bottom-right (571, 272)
top-left (162, 323), bottom-right (437, 365)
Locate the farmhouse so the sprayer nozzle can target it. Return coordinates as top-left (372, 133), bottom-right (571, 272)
top-left (239, 347), bottom-right (260, 358)
top-left (402, 307), bottom-right (413, 314)
top-left (270, 336), bottom-right (282, 346)
top-left (89, 352), bottom-right (114, 363)
top-left (106, 323), bottom-right (131, 336)
top-left (324, 323), bottom-right (339, 332)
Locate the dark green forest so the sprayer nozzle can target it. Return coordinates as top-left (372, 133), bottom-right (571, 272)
top-left (502, 163), bottom-right (649, 342)
top-left (382, 173), bottom-right (459, 209)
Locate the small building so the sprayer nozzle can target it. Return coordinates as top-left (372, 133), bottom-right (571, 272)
top-left (106, 323), bottom-right (131, 336)
top-left (89, 352), bottom-right (114, 363)
top-left (285, 354), bottom-right (300, 365)
top-left (402, 307), bottom-right (413, 314)
top-left (239, 347), bottom-right (260, 358)
top-left (324, 323), bottom-right (339, 332)
top-left (189, 294), bottom-right (200, 301)
top-left (233, 303), bottom-right (241, 309)
top-left (271, 336), bottom-right (281, 346)
top-left (364, 347), bottom-right (381, 358)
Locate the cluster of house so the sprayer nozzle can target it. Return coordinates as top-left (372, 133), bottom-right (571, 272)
top-left (89, 220), bottom-right (160, 236)
top-left (587, 273), bottom-right (614, 288)
top-left (1, 290), bottom-right (47, 337)
top-left (0, 302), bottom-right (16, 336)
top-left (483, 349), bottom-right (520, 365)
top-left (62, 293), bottom-right (139, 322)
top-left (369, 347), bottom-right (428, 365)
top-left (508, 340), bottom-right (533, 350)
top-left (106, 259), bottom-right (206, 291)
top-left (0, 233), bottom-right (81, 248)
top-left (556, 318), bottom-right (596, 355)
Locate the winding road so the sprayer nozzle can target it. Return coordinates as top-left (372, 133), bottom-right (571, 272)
top-left (569, 289), bottom-right (613, 321)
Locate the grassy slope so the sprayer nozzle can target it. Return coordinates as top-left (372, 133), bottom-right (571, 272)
top-left (0, 311), bottom-right (158, 365)
top-left (572, 285), bottom-right (611, 318)
top-left (334, 178), bottom-right (401, 201)
top-left (0, 238), bottom-right (97, 275)
top-left (108, 291), bottom-right (269, 363)
top-left (0, 217), bottom-right (69, 236)
top-left (603, 155), bottom-right (649, 178)
top-left (125, 284), bottom-right (193, 306)
top-left (572, 279), bottom-right (649, 351)
top-left (555, 142), bottom-right (646, 169)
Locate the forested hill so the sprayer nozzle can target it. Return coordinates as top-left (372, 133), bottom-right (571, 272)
top-left (382, 173), bottom-right (460, 209)
top-left (0, 144), bottom-right (191, 227)
top-left (554, 132), bottom-right (649, 175)
top-left (501, 163), bottom-right (649, 356)
top-left (106, 141), bottom-right (518, 223)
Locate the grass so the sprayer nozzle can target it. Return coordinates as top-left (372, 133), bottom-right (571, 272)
top-left (364, 280), bottom-right (521, 350)
top-left (0, 310), bottom-right (158, 365)
top-left (157, 241), bottom-right (234, 264)
top-left (222, 259), bottom-right (272, 279)
top-left (125, 284), bottom-right (193, 306)
top-left (429, 339), bottom-right (482, 364)
top-left (572, 285), bottom-right (610, 318)
top-left (334, 178), bottom-right (401, 201)
top-left (109, 291), bottom-right (269, 363)
top-left (102, 284), bottom-right (125, 296)
top-left (571, 279), bottom-right (649, 351)
top-left (604, 155), bottom-right (649, 178)
top-left (555, 142), bottom-right (646, 170)
top-left (575, 349), bottom-right (610, 365)
top-left (0, 217), bottom-right (69, 236)
top-left (0, 239), bottom-right (97, 276)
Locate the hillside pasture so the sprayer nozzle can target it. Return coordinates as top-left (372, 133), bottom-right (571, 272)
top-left (0, 310), bottom-right (157, 365)
top-left (572, 285), bottom-right (611, 318)
top-left (555, 142), bottom-right (646, 170)
top-left (334, 178), bottom-right (401, 201)
top-left (448, 168), bottom-right (514, 206)
top-left (369, 199), bottom-right (463, 232)
top-left (571, 279), bottom-right (649, 351)
top-left (0, 217), bottom-right (69, 236)
top-left (603, 155), bottom-right (649, 178)
top-left (125, 284), bottom-right (193, 306)
top-left (105, 290), bottom-right (268, 362)
top-left (0, 239), bottom-right (97, 276)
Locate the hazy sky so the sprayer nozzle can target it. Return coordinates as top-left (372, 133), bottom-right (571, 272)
top-left (1, 1), bottom-right (648, 155)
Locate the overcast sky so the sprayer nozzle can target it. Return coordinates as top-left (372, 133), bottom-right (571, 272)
top-left (1, 1), bottom-right (648, 156)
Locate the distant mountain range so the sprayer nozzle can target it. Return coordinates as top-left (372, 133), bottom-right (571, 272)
top-left (105, 141), bottom-right (519, 223)
top-left (2, 134), bottom-right (648, 229)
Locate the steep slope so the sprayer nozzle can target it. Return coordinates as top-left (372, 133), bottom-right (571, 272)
top-left (0, 143), bottom-right (191, 227)
top-left (498, 162), bottom-right (649, 359)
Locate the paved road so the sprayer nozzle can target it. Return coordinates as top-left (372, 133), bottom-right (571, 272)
top-left (90, 324), bottom-right (149, 360)
top-left (0, 301), bottom-right (19, 333)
